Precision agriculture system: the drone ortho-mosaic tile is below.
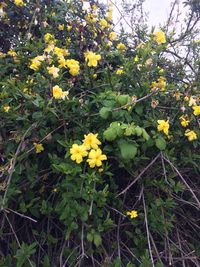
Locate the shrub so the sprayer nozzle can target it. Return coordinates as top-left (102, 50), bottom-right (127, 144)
top-left (0, 0), bottom-right (200, 266)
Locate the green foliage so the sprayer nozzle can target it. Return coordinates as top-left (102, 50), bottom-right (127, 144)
top-left (0, 0), bottom-right (200, 266)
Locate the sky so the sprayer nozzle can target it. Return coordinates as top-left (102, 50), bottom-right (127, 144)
top-left (104, 0), bottom-right (187, 30)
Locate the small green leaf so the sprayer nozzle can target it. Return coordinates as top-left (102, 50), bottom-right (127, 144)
top-left (99, 107), bottom-right (111, 119)
top-left (142, 129), bottom-right (150, 141)
top-left (135, 126), bottom-right (143, 136)
top-left (103, 128), bottom-right (117, 141)
top-left (116, 95), bottom-right (130, 106)
top-left (155, 137), bottom-right (166, 150)
top-left (118, 139), bottom-right (137, 160)
top-left (86, 233), bottom-right (93, 243)
top-left (93, 233), bottom-right (102, 247)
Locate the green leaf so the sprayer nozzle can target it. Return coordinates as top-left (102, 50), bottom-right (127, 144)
top-left (93, 233), bottom-right (102, 247)
top-left (116, 94), bottom-right (130, 106)
top-left (155, 137), bottom-right (166, 150)
top-left (86, 233), bottom-right (93, 243)
top-left (103, 128), bottom-right (117, 141)
top-left (118, 139), bottom-right (137, 160)
top-left (135, 126), bottom-right (143, 136)
top-left (142, 129), bottom-right (150, 141)
top-left (99, 107), bottom-right (111, 119)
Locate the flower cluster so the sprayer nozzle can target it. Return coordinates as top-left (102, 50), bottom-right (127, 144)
top-left (65, 59), bottom-right (80, 76)
top-left (30, 55), bottom-right (45, 71)
top-left (70, 133), bottom-right (107, 168)
top-left (151, 76), bottom-right (166, 91)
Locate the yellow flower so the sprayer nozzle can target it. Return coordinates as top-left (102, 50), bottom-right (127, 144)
top-left (192, 106), bottom-right (200, 116)
top-left (133, 55), bottom-right (139, 62)
top-left (44, 33), bottom-right (54, 43)
top-left (54, 47), bottom-right (69, 58)
top-left (84, 51), bottom-right (101, 67)
top-left (117, 42), bottom-right (126, 50)
top-left (116, 68), bottom-right (124, 75)
top-left (44, 44), bottom-right (55, 54)
top-left (14, 0), bottom-right (24, 6)
top-left (189, 96), bottom-right (196, 106)
top-left (47, 65), bottom-right (60, 78)
top-left (153, 30), bottom-right (166, 44)
top-left (179, 115), bottom-right (190, 127)
top-left (29, 55), bottom-right (45, 71)
top-left (0, 52), bottom-right (6, 58)
top-left (99, 19), bottom-right (108, 28)
top-left (58, 24), bottom-right (64, 30)
top-left (157, 76), bottom-right (166, 90)
top-left (65, 59), bottom-right (80, 76)
top-left (7, 50), bottom-right (17, 57)
top-left (184, 96), bottom-right (189, 102)
top-left (3, 104), bottom-right (10, 112)
top-left (157, 120), bottom-right (169, 135)
top-left (52, 85), bottom-right (68, 100)
top-left (34, 143), bottom-right (44, 153)
top-left (82, 133), bottom-right (101, 150)
top-left (184, 129), bottom-right (197, 141)
top-left (126, 210), bottom-right (138, 219)
top-left (173, 91), bottom-right (182, 101)
top-left (87, 148), bottom-right (107, 168)
top-left (151, 76), bottom-right (166, 91)
top-left (93, 74), bottom-right (97, 79)
top-left (70, 144), bottom-right (88, 164)
top-left (109, 32), bottom-right (117, 41)
top-left (85, 14), bottom-right (97, 23)
top-left (58, 57), bottom-right (67, 68)
top-left (106, 4), bottom-right (113, 21)
top-left (67, 25), bottom-right (72, 31)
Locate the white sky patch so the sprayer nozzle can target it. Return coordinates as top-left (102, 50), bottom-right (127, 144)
top-left (101, 0), bottom-right (188, 32)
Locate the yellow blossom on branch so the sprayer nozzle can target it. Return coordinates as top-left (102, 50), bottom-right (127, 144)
top-left (116, 68), bottom-right (124, 75)
top-left (29, 55), bottom-right (45, 71)
top-left (70, 144), bottom-right (88, 164)
top-left (84, 51), bottom-right (101, 67)
top-left (109, 31), bottom-right (117, 41)
top-left (65, 59), bottom-right (80, 76)
top-left (157, 120), bottom-right (169, 135)
top-left (116, 42), bottom-right (126, 51)
top-left (126, 210), bottom-right (138, 219)
top-left (47, 65), bottom-right (60, 78)
top-left (3, 105), bottom-right (10, 113)
top-left (184, 129), bottom-right (197, 141)
top-left (44, 33), bottom-right (55, 43)
top-left (87, 149), bottom-right (107, 168)
top-left (58, 24), bottom-right (64, 30)
top-left (179, 115), bottom-right (190, 127)
top-left (99, 19), bottom-right (108, 28)
top-left (192, 106), bottom-right (200, 116)
top-left (153, 30), bottom-right (166, 44)
top-left (151, 76), bottom-right (166, 91)
top-left (54, 47), bottom-right (69, 58)
top-left (52, 85), bottom-right (68, 100)
top-left (14, 0), bottom-right (24, 6)
top-left (34, 143), bottom-right (44, 153)
top-left (82, 133), bottom-right (101, 150)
